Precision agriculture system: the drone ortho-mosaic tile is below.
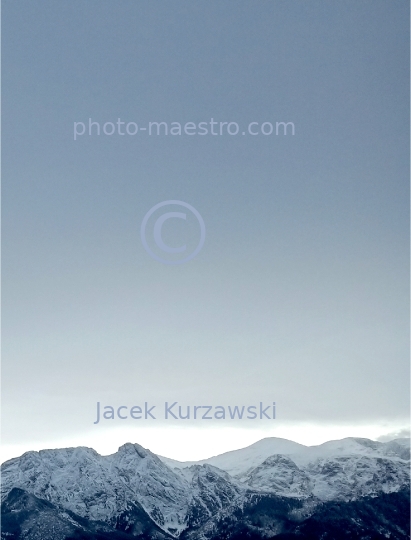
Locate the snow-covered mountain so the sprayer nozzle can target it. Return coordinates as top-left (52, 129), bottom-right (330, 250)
top-left (1, 443), bottom-right (191, 536)
top-left (160, 436), bottom-right (410, 476)
top-left (162, 436), bottom-right (410, 502)
top-left (1, 437), bottom-right (410, 540)
top-left (160, 437), bottom-right (306, 476)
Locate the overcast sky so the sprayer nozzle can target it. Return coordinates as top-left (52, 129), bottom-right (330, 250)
top-left (2, 0), bottom-right (409, 462)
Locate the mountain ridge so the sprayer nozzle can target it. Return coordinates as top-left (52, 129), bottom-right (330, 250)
top-left (1, 436), bottom-right (410, 540)
top-left (160, 435), bottom-right (410, 474)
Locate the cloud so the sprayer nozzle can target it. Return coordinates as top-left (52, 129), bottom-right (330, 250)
top-left (376, 428), bottom-right (410, 442)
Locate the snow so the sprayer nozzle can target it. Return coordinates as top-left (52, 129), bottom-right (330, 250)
top-left (1, 443), bottom-right (190, 537)
top-left (161, 436), bottom-right (409, 475)
top-left (161, 437), bottom-right (306, 476)
top-left (2, 436), bottom-right (409, 538)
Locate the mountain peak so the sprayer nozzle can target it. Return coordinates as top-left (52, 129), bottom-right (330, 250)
top-left (1, 436), bottom-right (409, 540)
top-left (117, 442), bottom-right (149, 458)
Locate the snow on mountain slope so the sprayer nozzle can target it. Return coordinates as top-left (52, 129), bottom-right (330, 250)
top-left (1, 443), bottom-right (190, 537)
top-left (160, 436), bottom-right (410, 476)
top-left (290, 437), bottom-right (411, 467)
top-left (161, 437), bottom-right (306, 476)
top-left (1, 488), bottom-right (138, 540)
top-left (1, 436), bottom-right (409, 539)
top-left (236, 453), bottom-right (312, 497)
top-left (394, 437), bottom-right (410, 447)
top-left (237, 452), bottom-right (410, 501)
top-left (161, 436), bottom-right (410, 504)
top-left (1, 443), bottom-right (250, 538)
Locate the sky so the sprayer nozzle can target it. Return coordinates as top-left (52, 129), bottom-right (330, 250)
top-left (2, 0), bottom-right (409, 463)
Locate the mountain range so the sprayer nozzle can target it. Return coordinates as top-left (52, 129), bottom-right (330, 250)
top-left (1, 436), bottom-right (410, 539)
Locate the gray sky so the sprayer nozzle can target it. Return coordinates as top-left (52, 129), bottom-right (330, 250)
top-left (2, 0), bottom-right (409, 461)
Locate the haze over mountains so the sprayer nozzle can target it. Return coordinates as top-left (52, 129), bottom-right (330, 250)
top-left (1, 436), bottom-right (410, 539)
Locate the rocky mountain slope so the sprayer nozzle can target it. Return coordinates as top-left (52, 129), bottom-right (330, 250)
top-left (1, 437), bottom-right (410, 540)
